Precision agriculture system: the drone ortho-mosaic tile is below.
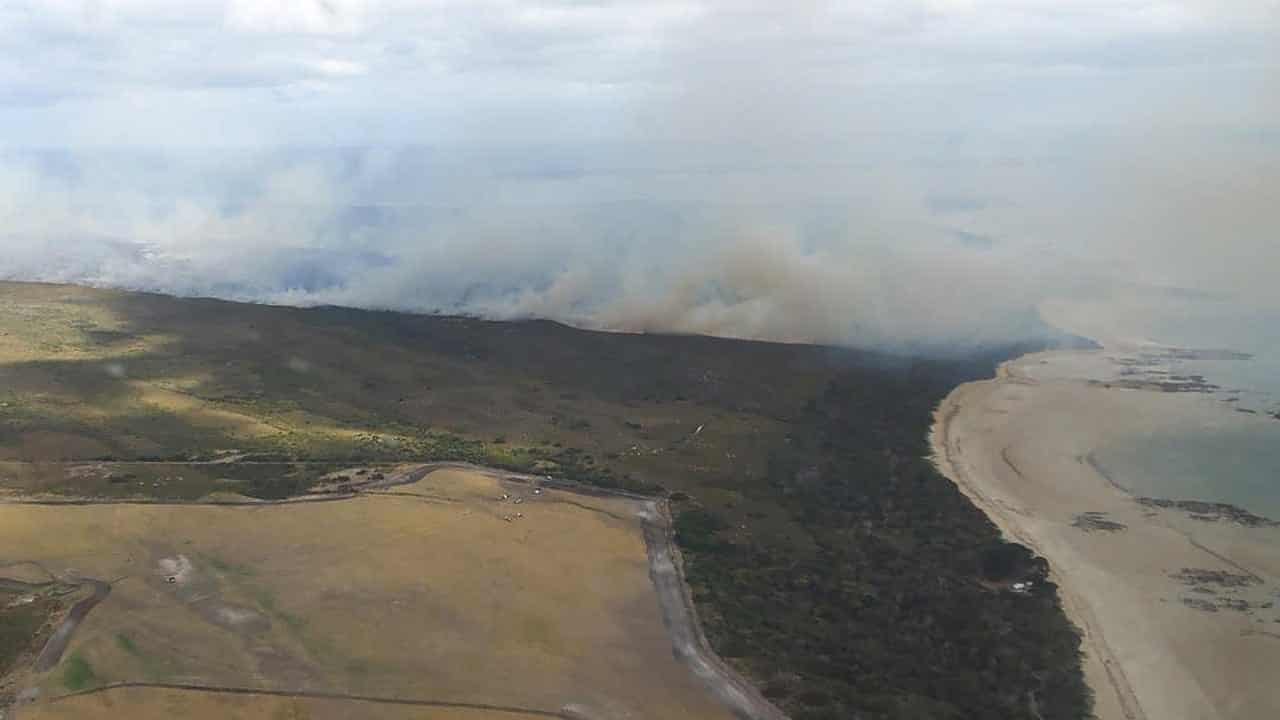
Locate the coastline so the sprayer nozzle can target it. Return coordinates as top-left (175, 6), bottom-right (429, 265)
top-left (931, 349), bottom-right (1280, 720)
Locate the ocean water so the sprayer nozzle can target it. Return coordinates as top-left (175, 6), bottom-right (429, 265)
top-left (1092, 424), bottom-right (1280, 520)
top-left (1050, 295), bottom-right (1280, 519)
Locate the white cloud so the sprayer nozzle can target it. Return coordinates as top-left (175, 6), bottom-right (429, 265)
top-left (225, 0), bottom-right (370, 35)
top-left (309, 58), bottom-right (368, 77)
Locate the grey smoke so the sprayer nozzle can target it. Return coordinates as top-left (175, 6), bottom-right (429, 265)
top-left (0, 1), bottom-right (1277, 351)
top-left (0, 144), bottom-right (1071, 350)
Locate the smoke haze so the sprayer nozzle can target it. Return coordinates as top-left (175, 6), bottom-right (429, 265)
top-left (1, 1), bottom-right (1277, 351)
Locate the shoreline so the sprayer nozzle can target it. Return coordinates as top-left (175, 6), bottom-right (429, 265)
top-left (931, 348), bottom-right (1280, 720)
top-left (929, 356), bottom-right (1145, 720)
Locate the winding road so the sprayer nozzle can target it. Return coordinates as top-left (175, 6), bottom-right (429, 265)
top-left (31, 580), bottom-right (111, 674)
top-left (639, 503), bottom-right (789, 720)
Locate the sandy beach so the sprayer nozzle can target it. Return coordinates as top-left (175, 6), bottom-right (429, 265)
top-left (931, 349), bottom-right (1280, 720)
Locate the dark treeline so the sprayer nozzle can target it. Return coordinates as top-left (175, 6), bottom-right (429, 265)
top-left (676, 345), bottom-right (1090, 720)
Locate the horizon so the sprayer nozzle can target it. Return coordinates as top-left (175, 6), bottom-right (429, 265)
top-left (2, 1), bottom-right (1278, 351)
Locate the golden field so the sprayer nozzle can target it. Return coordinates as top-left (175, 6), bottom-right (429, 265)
top-left (23, 686), bottom-right (550, 720)
top-left (5, 469), bottom-right (731, 720)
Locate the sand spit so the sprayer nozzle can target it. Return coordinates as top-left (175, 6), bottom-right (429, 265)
top-left (931, 351), bottom-right (1280, 720)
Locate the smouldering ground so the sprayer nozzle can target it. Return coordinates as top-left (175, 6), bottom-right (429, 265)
top-left (4, 469), bottom-right (733, 720)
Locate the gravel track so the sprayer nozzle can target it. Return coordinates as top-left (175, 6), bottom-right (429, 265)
top-left (32, 580), bottom-right (111, 673)
top-left (639, 503), bottom-right (789, 720)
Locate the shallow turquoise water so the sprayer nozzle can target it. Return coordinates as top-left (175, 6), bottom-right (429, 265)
top-left (1056, 295), bottom-right (1280, 518)
top-left (1092, 423), bottom-right (1280, 520)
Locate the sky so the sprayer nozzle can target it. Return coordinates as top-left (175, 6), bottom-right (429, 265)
top-left (0, 1), bottom-right (1277, 350)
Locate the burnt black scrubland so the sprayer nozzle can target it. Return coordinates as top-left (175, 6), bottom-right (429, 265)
top-left (0, 282), bottom-right (1088, 719)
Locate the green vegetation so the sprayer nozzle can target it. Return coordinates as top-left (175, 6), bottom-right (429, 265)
top-left (114, 633), bottom-right (139, 656)
top-left (61, 652), bottom-right (97, 691)
top-left (112, 631), bottom-right (167, 682)
top-left (676, 353), bottom-right (1089, 720)
top-left (0, 282), bottom-right (1090, 718)
top-left (674, 508), bottom-right (729, 553)
top-left (0, 594), bottom-right (50, 678)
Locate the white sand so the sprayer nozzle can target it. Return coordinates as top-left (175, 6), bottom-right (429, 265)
top-left (931, 350), bottom-right (1280, 720)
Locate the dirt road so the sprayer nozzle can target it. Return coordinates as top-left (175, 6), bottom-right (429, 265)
top-left (639, 503), bottom-right (788, 720)
top-left (32, 579), bottom-right (110, 673)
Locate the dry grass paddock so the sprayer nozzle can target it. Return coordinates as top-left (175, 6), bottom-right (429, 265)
top-left (23, 685), bottom-right (551, 720)
top-left (5, 468), bottom-right (731, 720)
